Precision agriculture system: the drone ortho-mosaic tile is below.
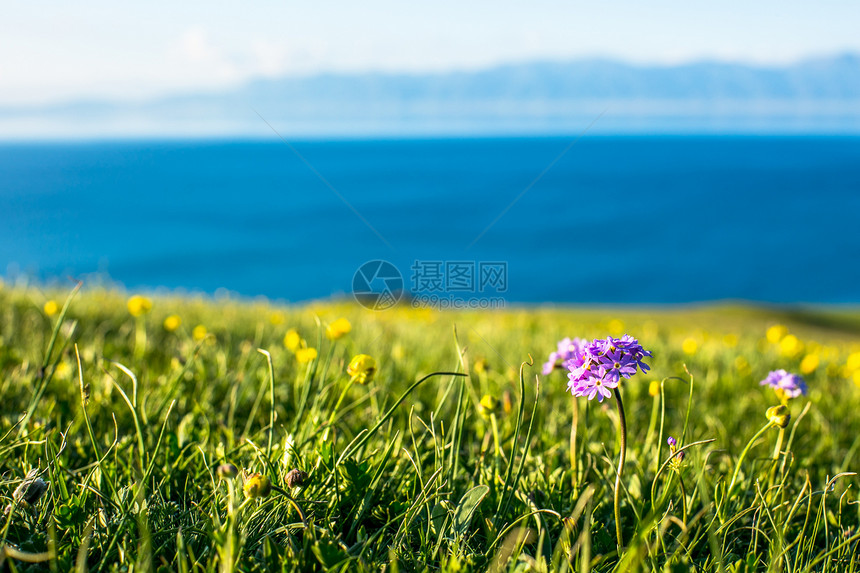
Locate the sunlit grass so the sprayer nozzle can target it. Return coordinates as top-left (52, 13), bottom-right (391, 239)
top-left (1, 283), bottom-right (860, 571)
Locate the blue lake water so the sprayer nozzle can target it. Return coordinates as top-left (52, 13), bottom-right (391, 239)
top-left (1, 136), bottom-right (859, 304)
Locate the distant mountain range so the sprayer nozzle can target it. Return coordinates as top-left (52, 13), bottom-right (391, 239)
top-left (3, 54), bottom-right (860, 138)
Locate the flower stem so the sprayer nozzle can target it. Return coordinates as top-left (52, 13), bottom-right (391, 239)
top-left (612, 387), bottom-right (628, 552)
top-left (324, 377), bottom-right (357, 440)
top-left (676, 469), bottom-right (688, 524)
top-left (134, 316), bottom-right (146, 360)
top-left (771, 427), bottom-right (785, 461)
top-left (570, 398), bottom-right (579, 490)
top-left (728, 421), bottom-right (775, 496)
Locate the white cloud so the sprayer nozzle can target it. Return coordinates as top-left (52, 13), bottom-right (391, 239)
top-left (179, 27), bottom-right (218, 63)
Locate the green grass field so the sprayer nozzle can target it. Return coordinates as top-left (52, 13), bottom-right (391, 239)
top-left (2, 283), bottom-right (860, 572)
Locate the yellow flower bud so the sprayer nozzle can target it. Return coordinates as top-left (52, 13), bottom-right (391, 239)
top-left (325, 318), bottom-right (352, 340)
top-left (766, 405), bottom-right (791, 429)
top-left (127, 295), bottom-right (152, 317)
top-left (648, 380), bottom-right (660, 397)
top-left (502, 389), bottom-right (513, 414)
top-left (479, 394), bottom-right (498, 419)
top-left (473, 358), bottom-right (489, 375)
top-left (243, 473), bottom-right (271, 499)
top-left (347, 354), bottom-right (376, 384)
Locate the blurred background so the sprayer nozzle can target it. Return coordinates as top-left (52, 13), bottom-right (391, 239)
top-left (2, 1), bottom-right (859, 304)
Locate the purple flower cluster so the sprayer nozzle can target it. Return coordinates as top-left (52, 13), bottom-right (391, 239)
top-left (565, 335), bottom-right (652, 402)
top-left (541, 337), bottom-right (586, 375)
top-left (760, 369), bottom-right (808, 399)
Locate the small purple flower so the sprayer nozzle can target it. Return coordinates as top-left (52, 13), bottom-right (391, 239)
top-left (565, 334), bottom-right (652, 402)
top-left (667, 436), bottom-right (677, 448)
top-left (542, 337), bottom-right (586, 375)
top-left (571, 375), bottom-right (618, 403)
top-left (760, 369), bottom-right (808, 399)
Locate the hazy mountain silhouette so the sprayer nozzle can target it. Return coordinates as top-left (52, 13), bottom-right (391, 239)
top-left (3, 54), bottom-right (859, 138)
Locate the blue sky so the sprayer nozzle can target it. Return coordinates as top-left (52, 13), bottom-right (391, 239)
top-left (2, 1), bottom-right (859, 106)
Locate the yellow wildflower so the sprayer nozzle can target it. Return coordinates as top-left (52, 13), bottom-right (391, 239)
top-left (649, 380), bottom-right (660, 397)
top-left (780, 334), bottom-right (802, 357)
top-left (163, 315), bottom-right (182, 332)
top-left (192, 325), bottom-right (208, 341)
top-left (847, 352), bottom-right (860, 372)
top-left (283, 329), bottom-right (302, 352)
top-left (682, 338), bottom-right (698, 355)
top-left (43, 300), bottom-right (59, 317)
top-left (766, 324), bottom-right (788, 344)
top-left (799, 353), bottom-right (819, 374)
top-left (607, 319), bottom-right (624, 336)
top-left (127, 295), bottom-right (152, 317)
top-left (269, 311), bottom-right (285, 326)
top-left (326, 318), bottom-right (352, 340)
top-left (54, 361), bottom-right (72, 379)
top-left (295, 347), bottom-right (318, 364)
top-left (347, 354), bottom-right (376, 384)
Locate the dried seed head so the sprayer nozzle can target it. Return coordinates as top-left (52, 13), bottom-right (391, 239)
top-left (285, 469), bottom-right (308, 488)
top-left (217, 463), bottom-right (239, 480)
top-left (13, 470), bottom-right (49, 506)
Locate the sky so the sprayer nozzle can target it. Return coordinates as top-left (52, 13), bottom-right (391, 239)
top-left (1, 1), bottom-right (859, 106)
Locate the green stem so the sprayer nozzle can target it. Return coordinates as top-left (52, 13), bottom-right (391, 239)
top-left (676, 470), bottom-right (688, 524)
top-left (612, 388), bottom-right (628, 552)
top-left (134, 316), bottom-right (147, 360)
top-left (771, 427), bottom-right (785, 461)
top-left (324, 377), bottom-right (357, 441)
top-left (728, 421), bottom-right (775, 496)
top-left (570, 397), bottom-right (579, 490)
top-left (490, 413), bottom-right (501, 485)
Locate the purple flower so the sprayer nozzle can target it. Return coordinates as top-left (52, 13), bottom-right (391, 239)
top-left (760, 369), bottom-right (808, 399)
top-left (565, 334), bottom-right (652, 402)
top-left (570, 374), bottom-right (618, 403)
top-left (667, 436), bottom-right (677, 448)
top-left (542, 337), bottom-right (586, 375)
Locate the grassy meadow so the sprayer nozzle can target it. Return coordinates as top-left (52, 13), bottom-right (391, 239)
top-left (2, 283), bottom-right (860, 571)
